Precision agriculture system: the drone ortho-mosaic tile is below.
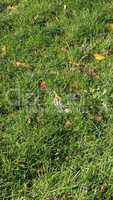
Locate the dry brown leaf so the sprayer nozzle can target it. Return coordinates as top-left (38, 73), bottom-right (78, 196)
top-left (95, 115), bottom-right (103, 123)
top-left (94, 53), bottom-right (106, 61)
top-left (15, 61), bottom-right (28, 68)
top-left (100, 183), bottom-right (108, 193)
top-left (64, 120), bottom-right (72, 129)
top-left (7, 5), bottom-right (18, 12)
top-left (38, 80), bottom-right (47, 90)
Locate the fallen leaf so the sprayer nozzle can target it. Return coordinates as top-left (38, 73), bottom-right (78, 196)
top-left (38, 80), bottom-right (47, 90)
top-left (94, 54), bottom-right (106, 61)
top-left (7, 5), bottom-right (18, 12)
top-left (15, 61), bottom-right (28, 68)
top-left (100, 183), bottom-right (108, 193)
top-left (95, 75), bottom-right (100, 80)
top-left (95, 115), bottom-right (103, 123)
top-left (106, 23), bottom-right (113, 31)
top-left (64, 120), bottom-right (72, 129)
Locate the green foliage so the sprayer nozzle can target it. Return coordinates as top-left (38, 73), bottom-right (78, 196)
top-left (0, 0), bottom-right (113, 199)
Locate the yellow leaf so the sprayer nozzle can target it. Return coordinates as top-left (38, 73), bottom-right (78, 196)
top-left (107, 23), bottom-right (113, 31)
top-left (94, 53), bottom-right (105, 61)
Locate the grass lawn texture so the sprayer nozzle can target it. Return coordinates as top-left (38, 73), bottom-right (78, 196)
top-left (0, 0), bottom-right (113, 199)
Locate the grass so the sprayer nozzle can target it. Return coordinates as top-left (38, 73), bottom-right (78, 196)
top-left (0, 0), bottom-right (113, 199)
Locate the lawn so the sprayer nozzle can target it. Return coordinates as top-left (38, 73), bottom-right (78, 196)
top-left (0, 0), bottom-right (113, 199)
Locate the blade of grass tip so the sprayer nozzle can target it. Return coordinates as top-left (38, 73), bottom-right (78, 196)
top-left (93, 122), bottom-right (103, 136)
